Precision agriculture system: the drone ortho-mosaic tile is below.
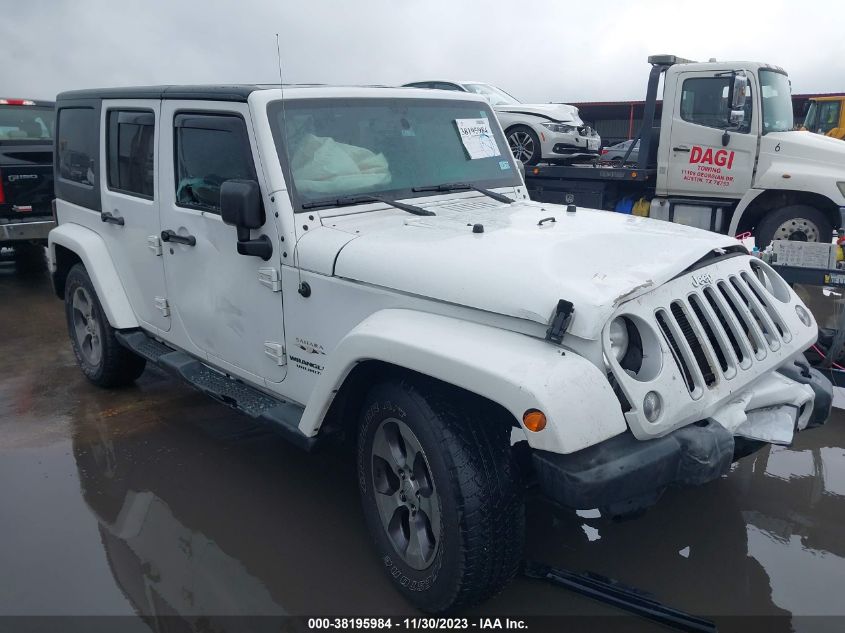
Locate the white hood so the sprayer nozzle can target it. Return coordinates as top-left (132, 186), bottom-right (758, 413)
top-left (329, 201), bottom-right (739, 340)
top-left (493, 103), bottom-right (583, 125)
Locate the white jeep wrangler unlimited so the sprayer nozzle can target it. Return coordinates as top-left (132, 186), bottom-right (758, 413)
top-left (48, 85), bottom-right (832, 612)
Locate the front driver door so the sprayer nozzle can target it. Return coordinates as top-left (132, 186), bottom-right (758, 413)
top-left (157, 101), bottom-right (286, 385)
top-left (664, 71), bottom-right (757, 199)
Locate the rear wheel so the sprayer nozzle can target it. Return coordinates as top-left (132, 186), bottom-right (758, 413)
top-left (357, 378), bottom-right (524, 613)
top-left (507, 126), bottom-right (542, 165)
top-left (64, 264), bottom-right (146, 387)
top-left (753, 204), bottom-right (833, 248)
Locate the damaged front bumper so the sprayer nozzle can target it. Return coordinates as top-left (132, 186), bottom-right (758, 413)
top-left (533, 360), bottom-right (832, 516)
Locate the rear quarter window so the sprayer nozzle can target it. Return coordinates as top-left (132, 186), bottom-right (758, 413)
top-left (55, 102), bottom-right (102, 211)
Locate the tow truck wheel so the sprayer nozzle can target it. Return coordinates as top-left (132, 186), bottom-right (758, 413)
top-left (507, 126), bottom-right (541, 165)
top-left (753, 204), bottom-right (833, 248)
top-left (357, 377), bottom-right (524, 613)
top-left (64, 264), bottom-right (146, 388)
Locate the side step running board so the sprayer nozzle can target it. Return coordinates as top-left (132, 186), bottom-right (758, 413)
top-left (115, 330), bottom-right (316, 451)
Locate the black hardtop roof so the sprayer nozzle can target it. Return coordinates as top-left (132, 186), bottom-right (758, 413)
top-left (56, 85), bottom-right (267, 103)
top-left (55, 83), bottom-right (393, 103)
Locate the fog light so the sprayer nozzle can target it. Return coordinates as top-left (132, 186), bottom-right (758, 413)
top-left (643, 391), bottom-right (662, 422)
top-left (795, 305), bottom-right (812, 327)
top-left (523, 409), bottom-right (547, 432)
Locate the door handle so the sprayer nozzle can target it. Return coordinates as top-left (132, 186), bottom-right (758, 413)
top-left (161, 229), bottom-right (196, 247)
top-left (101, 211), bottom-right (125, 226)
top-left (672, 146), bottom-right (691, 153)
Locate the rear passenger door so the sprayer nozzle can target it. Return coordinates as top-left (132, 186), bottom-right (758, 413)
top-left (157, 100), bottom-right (286, 386)
top-left (100, 101), bottom-right (170, 333)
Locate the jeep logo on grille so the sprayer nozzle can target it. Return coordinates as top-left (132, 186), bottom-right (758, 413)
top-left (691, 272), bottom-right (714, 287)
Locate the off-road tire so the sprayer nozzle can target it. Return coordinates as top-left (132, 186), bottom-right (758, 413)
top-left (753, 204), bottom-right (833, 248)
top-left (64, 263), bottom-right (146, 387)
top-left (357, 377), bottom-right (524, 613)
top-left (507, 125), bottom-right (542, 166)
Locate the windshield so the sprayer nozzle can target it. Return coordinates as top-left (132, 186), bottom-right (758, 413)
top-left (804, 100), bottom-right (841, 135)
top-left (0, 106), bottom-right (54, 141)
top-left (759, 70), bottom-right (793, 134)
top-left (268, 98), bottom-right (521, 211)
top-left (461, 83), bottom-right (520, 106)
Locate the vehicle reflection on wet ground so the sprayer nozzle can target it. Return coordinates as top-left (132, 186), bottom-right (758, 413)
top-left (1, 253), bottom-right (844, 632)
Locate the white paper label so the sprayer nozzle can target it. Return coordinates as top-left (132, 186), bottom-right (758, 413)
top-left (455, 118), bottom-right (501, 159)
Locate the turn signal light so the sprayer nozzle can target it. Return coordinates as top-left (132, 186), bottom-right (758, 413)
top-left (523, 409), bottom-right (546, 432)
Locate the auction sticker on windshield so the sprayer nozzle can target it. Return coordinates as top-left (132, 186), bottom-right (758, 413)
top-left (455, 118), bottom-right (501, 159)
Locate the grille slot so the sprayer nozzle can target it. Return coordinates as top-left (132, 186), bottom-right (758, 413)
top-left (740, 271), bottom-right (790, 342)
top-left (656, 309), bottom-right (695, 392)
top-left (703, 286), bottom-right (747, 366)
top-left (717, 281), bottom-right (764, 358)
top-left (670, 301), bottom-right (717, 387)
top-left (688, 293), bottom-right (729, 374)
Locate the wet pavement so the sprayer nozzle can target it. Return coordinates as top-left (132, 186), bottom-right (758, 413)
top-left (2, 252), bottom-right (845, 632)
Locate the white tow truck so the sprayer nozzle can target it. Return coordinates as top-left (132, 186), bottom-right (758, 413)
top-left (48, 83), bottom-right (831, 612)
top-left (526, 55), bottom-right (845, 246)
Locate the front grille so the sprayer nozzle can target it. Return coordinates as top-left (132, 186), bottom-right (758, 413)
top-left (654, 272), bottom-right (791, 396)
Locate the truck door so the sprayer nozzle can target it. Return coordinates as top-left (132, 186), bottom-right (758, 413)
top-left (99, 101), bottom-right (170, 333)
top-left (157, 101), bottom-right (287, 385)
top-left (663, 71), bottom-right (757, 199)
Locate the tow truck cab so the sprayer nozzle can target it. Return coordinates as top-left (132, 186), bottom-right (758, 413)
top-left (526, 55), bottom-right (845, 246)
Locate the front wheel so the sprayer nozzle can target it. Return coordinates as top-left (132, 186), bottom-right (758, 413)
top-left (357, 378), bottom-right (524, 613)
top-left (507, 126), bottom-right (542, 165)
top-left (753, 204), bottom-right (833, 248)
top-left (64, 264), bottom-right (146, 387)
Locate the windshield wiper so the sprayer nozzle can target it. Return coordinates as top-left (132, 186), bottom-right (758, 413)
top-left (301, 194), bottom-right (434, 216)
top-left (412, 182), bottom-right (513, 204)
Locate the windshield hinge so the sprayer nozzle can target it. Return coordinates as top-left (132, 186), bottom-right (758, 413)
top-left (258, 267), bottom-right (282, 292)
top-left (147, 235), bottom-right (162, 256)
top-left (264, 341), bottom-right (286, 366)
top-left (154, 296), bottom-right (170, 317)
top-left (545, 299), bottom-right (574, 344)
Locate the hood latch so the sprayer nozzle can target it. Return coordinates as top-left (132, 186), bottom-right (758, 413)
top-left (546, 299), bottom-right (574, 344)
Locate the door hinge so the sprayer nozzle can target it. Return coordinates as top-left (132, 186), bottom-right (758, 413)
top-left (154, 296), bottom-right (170, 317)
top-left (258, 267), bottom-right (282, 292)
top-left (147, 235), bottom-right (163, 256)
top-left (264, 341), bottom-right (287, 366)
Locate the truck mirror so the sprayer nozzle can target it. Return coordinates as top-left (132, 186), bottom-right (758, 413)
top-left (731, 72), bottom-right (748, 110)
top-left (729, 109), bottom-right (745, 127)
top-left (221, 179), bottom-right (264, 229)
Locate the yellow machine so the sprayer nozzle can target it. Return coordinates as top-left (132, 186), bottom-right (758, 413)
top-left (802, 96), bottom-right (845, 139)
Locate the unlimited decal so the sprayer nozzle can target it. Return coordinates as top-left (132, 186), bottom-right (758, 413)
top-left (681, 146), bottom-right (735, 188)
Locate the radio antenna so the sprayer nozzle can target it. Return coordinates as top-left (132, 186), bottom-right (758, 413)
top-left (275, 33), bottom-right (306, 294)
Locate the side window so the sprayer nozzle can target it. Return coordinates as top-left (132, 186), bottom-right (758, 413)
top-left (107, 110), bottom-right (155, 198)
top-left (174, 113), bottom-right (255, 213)
top-left (57, 107), bottom-right (98, 186)
top-left (680, 77), bottom-right (752, 132)
top-left (433, 83), bottom-right (462, 91)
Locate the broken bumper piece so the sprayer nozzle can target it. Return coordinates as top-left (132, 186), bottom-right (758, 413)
top-left (533, 361), bottom-right (833, 517)
top-left (532, 420), bottom-right (734, 517)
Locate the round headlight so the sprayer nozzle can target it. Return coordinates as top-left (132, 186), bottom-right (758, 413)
top-left (795, 304), bottom-right (812, 327)
top-left (643, 391), bottom-right (662, 422)
top-left (609, 318), bottom-right (630, 361)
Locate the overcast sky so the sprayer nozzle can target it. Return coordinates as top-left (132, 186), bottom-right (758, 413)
top-left (3, 0), bottom-right (843, 103)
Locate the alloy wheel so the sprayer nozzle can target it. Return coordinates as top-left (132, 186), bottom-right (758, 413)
top-left (370, 417), bottom-right (441, 570)
top-left (71, 286), bottom-right (103, 366)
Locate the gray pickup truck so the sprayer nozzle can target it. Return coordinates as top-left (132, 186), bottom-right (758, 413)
top-left (0, 98), bottom-right (55, 261)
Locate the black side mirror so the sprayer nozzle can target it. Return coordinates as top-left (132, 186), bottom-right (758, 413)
top-left (220, 179), bottom-right (273, 261)
top-left (221, 179), bottom-right (264, 229)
